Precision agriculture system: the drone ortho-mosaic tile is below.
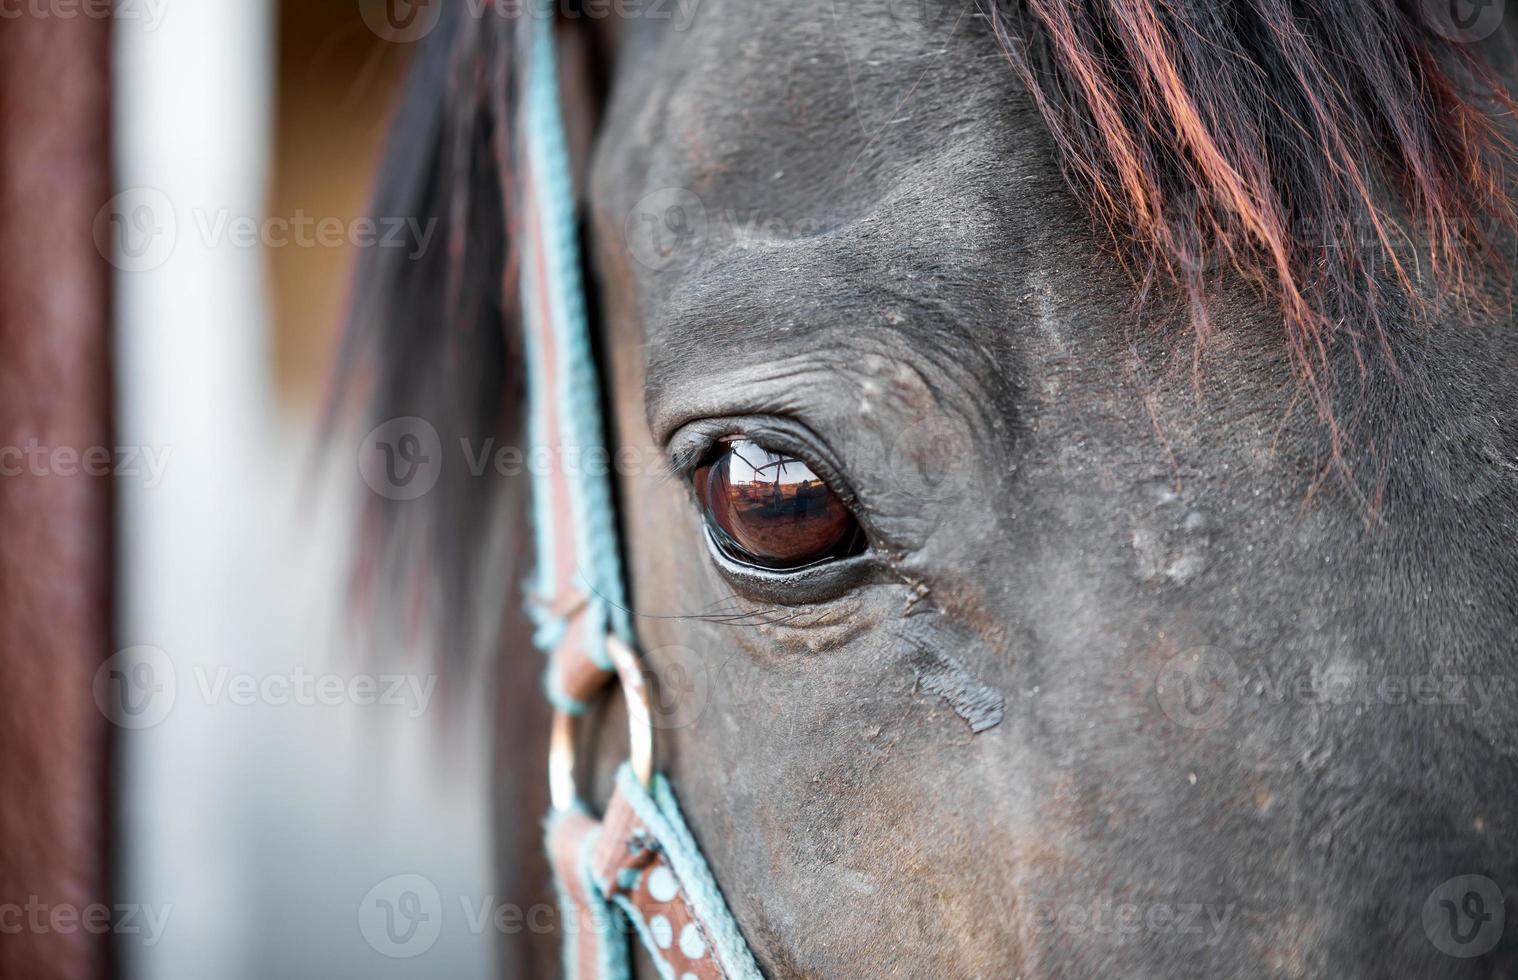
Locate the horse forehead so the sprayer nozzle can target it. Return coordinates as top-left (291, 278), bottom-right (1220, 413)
top-left (596, 0), bottom-right (1029, 221)
top-left (593, 3), bottom-right (1056, 399)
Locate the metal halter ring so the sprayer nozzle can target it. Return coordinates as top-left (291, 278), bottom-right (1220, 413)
top-left (548, 632), bottom-right (654, 812)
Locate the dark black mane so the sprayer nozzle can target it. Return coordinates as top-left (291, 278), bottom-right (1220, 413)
top-left (333, 4), bottom-right (523, 662)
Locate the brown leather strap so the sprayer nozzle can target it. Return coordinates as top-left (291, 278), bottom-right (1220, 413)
top-left (547, 770), bottom-right (764, 979)
top-left (551, 611), bottom-right (617, 708)
top-left (588, 789), bottom-right (656, 885)
top-left (591, 787), bottom-right (734, 980)
top-left (548, 808), bottom-right (621, 979)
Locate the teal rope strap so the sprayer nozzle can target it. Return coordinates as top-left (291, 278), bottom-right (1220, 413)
top-left (609, 765), bottom-right (766, 980)
top-left (521, 0), bottom-right (632, 658)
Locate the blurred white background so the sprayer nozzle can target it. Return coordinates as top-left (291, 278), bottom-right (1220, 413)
top-left (110, 2), bottom-right (494, 976)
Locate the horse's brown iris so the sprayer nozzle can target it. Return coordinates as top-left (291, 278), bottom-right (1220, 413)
top-left (693, 437), bottom-right (863, 570)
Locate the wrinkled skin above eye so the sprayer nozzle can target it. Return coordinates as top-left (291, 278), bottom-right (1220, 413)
top-left (693, 437), bottom-right (862, 569)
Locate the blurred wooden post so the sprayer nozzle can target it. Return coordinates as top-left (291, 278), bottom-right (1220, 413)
top-left (0, 6), bottom-right (115, 980)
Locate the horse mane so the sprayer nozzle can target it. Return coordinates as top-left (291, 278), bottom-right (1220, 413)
top-left (331, 3), bottom-right (524, 667)
top-left (337, 2), bottom-right (1518, 655)
top-left (992, 0), bottom-right (1518, 386)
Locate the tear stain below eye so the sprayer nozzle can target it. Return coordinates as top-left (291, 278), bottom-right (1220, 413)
top-left (897, 618), bottom-right (1006, 734)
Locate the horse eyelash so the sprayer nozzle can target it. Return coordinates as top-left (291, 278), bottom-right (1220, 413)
top-left (664, 424), bottom-right (748, 480)
top-left (663, 428), bottom-right (747, 483)
top-left (663, 440), bottom-right (708, 481)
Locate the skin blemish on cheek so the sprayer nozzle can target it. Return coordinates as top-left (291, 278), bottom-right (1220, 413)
top-left (1129, 482), bottom-right (1213, 586)
top-left (896, 614), bottom-right (1006, 734)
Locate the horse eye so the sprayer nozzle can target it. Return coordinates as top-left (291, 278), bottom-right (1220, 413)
top-left (692, 437), bottom-right (865, 570)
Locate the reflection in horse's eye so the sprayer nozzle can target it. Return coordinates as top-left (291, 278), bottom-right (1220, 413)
top-left (693, 437), bottom-right (865, 570)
